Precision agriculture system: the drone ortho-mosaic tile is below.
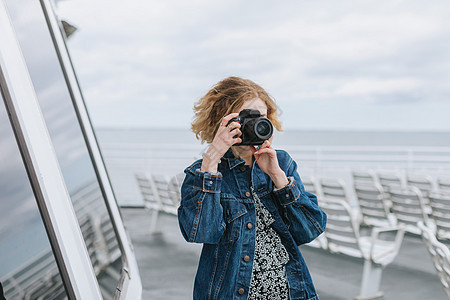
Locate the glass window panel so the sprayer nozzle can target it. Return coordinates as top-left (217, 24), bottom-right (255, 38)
top-left (0, 94), bottom-right (67, 299)
top-left (5, 1), bottom-right (124, 298)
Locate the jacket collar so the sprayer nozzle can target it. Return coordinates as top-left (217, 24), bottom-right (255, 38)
top-left (221, 148), bottom-right (271, 192)
top-left (222, 148), bottom-right (246, 169)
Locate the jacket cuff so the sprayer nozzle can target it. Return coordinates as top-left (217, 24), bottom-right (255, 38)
top-left (272, 176), bottom-right (300, 205)
top-left (194, 169), bottom-right (222, 193)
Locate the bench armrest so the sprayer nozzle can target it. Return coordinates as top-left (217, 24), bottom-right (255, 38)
top-left (370, 225), bottom-right (405, 264)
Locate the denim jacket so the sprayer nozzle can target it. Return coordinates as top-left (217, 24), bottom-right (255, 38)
top-left (178, 149), bottom-right (327, 300)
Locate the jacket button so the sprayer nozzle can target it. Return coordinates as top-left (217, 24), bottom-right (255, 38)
top-left (245, 191), bottom-right (251, 197)
top-left (244, 255), bottom-right (250, 262)
top-left (247, 223), bottom-right (253, 229)
top-left (238, 288), bottom-right (245, 295)
top-left (240, 166), bottom-right (246, 171)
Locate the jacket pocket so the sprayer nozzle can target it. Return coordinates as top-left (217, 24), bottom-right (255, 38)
top-left (220, 195), bottom-right (247, 242)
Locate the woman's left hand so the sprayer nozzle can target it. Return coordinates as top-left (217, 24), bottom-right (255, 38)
top-left (250, 138), bottom-right (289, 189)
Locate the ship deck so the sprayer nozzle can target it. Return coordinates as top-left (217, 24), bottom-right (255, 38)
top-left (121, 207), bottom-right (448, 300)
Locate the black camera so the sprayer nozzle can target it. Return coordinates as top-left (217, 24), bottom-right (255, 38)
top-left (227, 109), bottom-right (273, 145)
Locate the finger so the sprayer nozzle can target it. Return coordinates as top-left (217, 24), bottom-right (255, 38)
top-left (230, 128), bottom-right (242, 136)
top-left (232, 137), bottom-right (242, 145)
top-left (258, 140), bottom-right (271, 150)
top-left (255, 148), bottom-right (275, 156)
top-left (249, 146), bottom-right (257, 154)
top-left (227, 121), bottom-right (241, 130)
top-left (252, 147), bottom-right (261, 161)
top-left (221, 113), bottom-right (239, 126)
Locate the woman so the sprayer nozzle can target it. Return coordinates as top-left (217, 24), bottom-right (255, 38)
top-left (178, 76), bottom-right (326, 300)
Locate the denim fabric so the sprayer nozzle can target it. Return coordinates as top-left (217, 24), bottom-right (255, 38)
top-left (178, 149), bottom-right (327, 300)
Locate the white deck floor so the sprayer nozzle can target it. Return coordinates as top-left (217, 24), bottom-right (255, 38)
top-left (121, 207), bottom-right (448, 300)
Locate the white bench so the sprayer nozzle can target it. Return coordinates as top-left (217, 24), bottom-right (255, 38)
top-left (168, 173), bottom-right (185, 207)
top-left (352, 169), bottom-right (377, 185)
top-left (429, 190), bottom-right (450, 241)
top-left (418, 221), bottom-right (450, 297)
top-left (78, 212), bottom-right (121, 295)
top-left (135, 172), bottom-right (182, 233)
top-left (72, 183), bottom-right (122, 280)
top-left (152, 174), bottom-right (178, 215)
top-left (319, 177), bottom-right (350, 202)
top-left (354, 181), bottom-right (395, 228)
top-left (321, 199), bottom-right (404, 299)
top-left (377, 171), bottom-right (405, 192)
top-left (407, 174), bottom-right (435, 197)
top-left (302, 175), bottom-right (321, 197)
top-left (438, 177), bottom-right (450, 191)
top-left (319, 177), bottom-right (363, 226)
top-left (0, 250), bottom-right (63, 300)
top-left (388, 185), bottom-right (432, 235)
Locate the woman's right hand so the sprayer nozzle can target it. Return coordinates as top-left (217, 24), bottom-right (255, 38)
top-left (201, 113), bottom-right (242, 173)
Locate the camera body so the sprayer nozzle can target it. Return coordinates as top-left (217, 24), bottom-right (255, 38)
top-left (228, 109), bottom-right (273, 145)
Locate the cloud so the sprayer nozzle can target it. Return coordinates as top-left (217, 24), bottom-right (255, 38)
top-left (56, 0), bottom-right (450, 131)
top-left (335, 77), bottom-right (424, 98)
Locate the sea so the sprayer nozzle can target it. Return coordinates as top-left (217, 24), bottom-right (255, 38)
top-left (97, 128), bottom-right (450, 147)
top-left (96, 128), bottom-right (450, 206)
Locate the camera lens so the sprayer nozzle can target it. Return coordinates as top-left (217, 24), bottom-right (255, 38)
top-left (255, 119), bottom-right (273, 139)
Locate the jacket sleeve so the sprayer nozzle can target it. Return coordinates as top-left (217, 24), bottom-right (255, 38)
top-left (177, 161), bottom-right (226, 244)
top-left (272, 151), bottom-right (327, 245)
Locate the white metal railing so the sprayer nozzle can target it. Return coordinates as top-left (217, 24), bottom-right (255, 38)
top-left (100, 143), bottom-right (450, 172)
top-left (97, 143), bottom-right (450, 206)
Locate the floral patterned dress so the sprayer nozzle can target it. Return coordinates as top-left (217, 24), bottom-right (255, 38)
top-left (248, 186), bottom-right (290, 300)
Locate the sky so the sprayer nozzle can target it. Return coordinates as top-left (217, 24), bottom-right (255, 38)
top-left (56, 0), bottom-right (450, 131)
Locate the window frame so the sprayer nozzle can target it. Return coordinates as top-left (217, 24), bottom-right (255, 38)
top-left (0, 0), bottom-right (142, 298)
top-left (40, 0), bottom-right (142, 298)
top-left (0, 1), bottom-right (101, 298)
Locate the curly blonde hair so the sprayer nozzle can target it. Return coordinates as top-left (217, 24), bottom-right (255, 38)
top-left (191, 77), bottom-right (283, 143)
